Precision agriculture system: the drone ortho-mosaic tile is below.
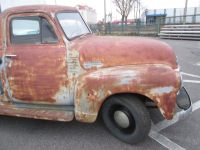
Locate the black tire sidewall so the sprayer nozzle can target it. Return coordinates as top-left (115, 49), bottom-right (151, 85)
top-left (102, 95), bottom-right (151, 144)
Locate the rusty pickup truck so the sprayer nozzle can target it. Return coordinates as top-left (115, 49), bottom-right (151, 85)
top-left (0, 5), bottom-right (192, 144)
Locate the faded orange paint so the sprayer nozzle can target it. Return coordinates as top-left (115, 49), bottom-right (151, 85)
top-left (0, 5), bottom-right (184, 123)
top-left (6, 44), bottom-right (68, 103)
top-left (0, 101), bottom-right (74, 121)
top-left (75, 65), bottom-right (180, 122)
top-left (72, 35), bottom-right (177, 70)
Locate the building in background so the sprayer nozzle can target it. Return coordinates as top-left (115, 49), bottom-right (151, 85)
top-left (76, 5), bottom-right (97, 24)
top-left (144, 7), bottom-right (200, 25)
top-left (112, 19), bottom-right (135, 25)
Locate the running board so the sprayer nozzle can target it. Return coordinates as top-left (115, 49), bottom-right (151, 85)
top-left (0, 102), bottom-right (74, 122)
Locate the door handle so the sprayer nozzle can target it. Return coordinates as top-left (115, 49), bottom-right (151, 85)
top-left (5, 54), bottom-right (17, 58)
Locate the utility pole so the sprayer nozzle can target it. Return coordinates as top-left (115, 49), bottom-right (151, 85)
top-left (55, 0), bottom-right (57, 5)
top-left (138, 1), bottom-right (141, 19)
top-left (104, 0), bottom-right (107, 24)
top-left (183, 0), bottom-right (188, 24)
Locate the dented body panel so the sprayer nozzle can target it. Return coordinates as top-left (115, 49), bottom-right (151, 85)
top-left (0, 5), bottom-right (185, 123)
top-left (71, 36), bottom-right (177, 70)
top-left (74, 65), bottom-right (180, 122)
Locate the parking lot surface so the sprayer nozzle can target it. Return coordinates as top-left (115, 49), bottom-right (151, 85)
top-left (0, 39), bottom-right (199, 150)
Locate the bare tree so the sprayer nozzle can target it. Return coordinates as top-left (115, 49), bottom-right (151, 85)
top-left (113, 0), bottom-right (137, 24)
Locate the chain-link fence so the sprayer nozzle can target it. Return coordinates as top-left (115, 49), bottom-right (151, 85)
top-left (89, 22), bottom-right (159, 36)
top-left (89, 14), bottom-right (200, 36)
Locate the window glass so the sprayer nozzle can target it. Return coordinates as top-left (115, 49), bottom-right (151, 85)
top-left (12, 19), bottom-right (40, 36)
top-left (57, 13), bottom-right (90, 40)
top-left (42, 18), bottom-right (58, 44)
top-left (10, 16), bottom-right (58, 45)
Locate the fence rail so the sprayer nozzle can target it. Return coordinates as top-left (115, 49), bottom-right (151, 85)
top-left (90, 14), bottom-right (200, 36)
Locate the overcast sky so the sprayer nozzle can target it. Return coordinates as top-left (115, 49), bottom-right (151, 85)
top-left (51, 0), bottom-right (200, 20)
top-left (1, 0), bottom-right (199, 20)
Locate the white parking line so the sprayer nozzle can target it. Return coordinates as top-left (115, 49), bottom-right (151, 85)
top-left (153, 114), bottom-right (179, 132)
top-left (150, 100), bottom-right (200, 149)
top-left (192, 100), bottom-right (200, 112)
top-left (149, 72), bottom-right (200, 149)
top-left (196, 62), bottom-right (200, 66)
top-left (183, 80), bottom-right (200, 84)
top-left (149, 130), bottom-right (186, 150)
top-left (181, 72), bottom-right (200, 79)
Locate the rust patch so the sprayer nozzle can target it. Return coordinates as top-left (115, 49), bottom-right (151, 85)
top-left (6, 45), bottom-right (69, 104)
top-left (75, 65), bottom-right (181, 122)
top-left (0, 5), bottom-right (181, 123)
top-left (72, 36), bottom-right (178, 70)
top-left (0, 102), bottom-right (74, 121)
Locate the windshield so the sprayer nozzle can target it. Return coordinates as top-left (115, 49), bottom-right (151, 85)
top-left (57, 12), bottom-right (90, 40)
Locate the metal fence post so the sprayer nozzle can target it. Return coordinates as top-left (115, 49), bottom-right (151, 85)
top-left (110, 23), bottom-right (112, 34)
top-left (183, 0), bottom-right (188, 24)
top-left (157, 18), bottom-right (161, 36)
top-left (138, 21), bottom-right (141, 36)
top-left (136, 20), bottom-right (140, 36)
top-left (121, 23), bottom-right (124, 33)
top-left (194, 7), bottom-right (197, 24)
top-left (108, 23), bottom-right (111, 34)
top-left (173, 8), bottom-right (176, 24)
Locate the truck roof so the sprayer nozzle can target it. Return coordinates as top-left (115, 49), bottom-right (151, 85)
top-left (0, 5), bottom-right (77, 50)
top-left (2, 5), bottom-right (77, 15)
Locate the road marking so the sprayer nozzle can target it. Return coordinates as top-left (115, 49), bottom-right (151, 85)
top-left (181, 72), bottom-right (200, 79)
top-left (153, 115), bottom-right (179, 132)
top-left (149, 99), bottom-right (200, 150)
top-left (192, 100), bottom-right (200, 112)
top-left (149, 75), bottom-right (200, 149)
top-left (150, 129), bottom-right (186, 150)
top-left (154, 100), bottom-right (200, 132)
top-left (183, 80), bottom-right (200, 84)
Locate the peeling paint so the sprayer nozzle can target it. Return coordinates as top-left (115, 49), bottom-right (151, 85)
top-left (118, 74), bottom-right (137, 85)
top-left (75, 65), bottom-right (181, 122)
top-left (67, 49), bottom-right (85, 78)
top-left (151, 86), bottom-right (174, 95)
top-left (53, 87), bottom-right (73, 105)
top-left (0, 5), bottom-right (182, 123)
top-left (83, 61), bottom-right (103, 69)
top-left (0, 102), bottom-right (74, 122)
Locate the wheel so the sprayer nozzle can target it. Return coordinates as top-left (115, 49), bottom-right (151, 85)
top-left (101, 95), bottom-right (151, 144)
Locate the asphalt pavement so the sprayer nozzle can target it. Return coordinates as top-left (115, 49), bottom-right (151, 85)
top-left (0, 38), bottom-right (199, 150)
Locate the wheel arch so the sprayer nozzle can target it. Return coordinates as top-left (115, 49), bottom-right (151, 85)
top-left (74, 65), bottom-right (180, 123)
top-left (100, 92), bottom-right (153, 110)
top-left (98, 92), bottom-right (155, 116)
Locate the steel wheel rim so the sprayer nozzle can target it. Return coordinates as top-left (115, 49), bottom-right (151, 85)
top-left (109, 104), bottom-right (136, 134)
top-left (114, 110), bottom-right (130, 129)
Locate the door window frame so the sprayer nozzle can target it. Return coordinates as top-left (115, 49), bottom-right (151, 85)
top-left (10, 16), bottom-right (42, 45)
top-left (7, 13), bottom-right (63, 47)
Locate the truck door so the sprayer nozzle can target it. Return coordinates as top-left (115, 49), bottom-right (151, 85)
top-left (4, 14), bottom-right (72, 105)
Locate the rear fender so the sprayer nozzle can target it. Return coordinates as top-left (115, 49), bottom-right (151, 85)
top-left (74, 65), bottom-right (181, 123)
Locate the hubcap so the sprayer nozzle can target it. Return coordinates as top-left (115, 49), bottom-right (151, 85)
top-left (114, 110), bottom-right (130, 128)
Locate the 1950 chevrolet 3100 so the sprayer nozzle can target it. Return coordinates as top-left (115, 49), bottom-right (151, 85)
top-left (0, 5), bottom-right (192, 144)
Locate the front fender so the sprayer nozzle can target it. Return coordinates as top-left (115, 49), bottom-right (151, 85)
top-left (74, 64), bottom-right (181, 123)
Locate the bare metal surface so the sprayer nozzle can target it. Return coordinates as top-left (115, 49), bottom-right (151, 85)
top-left (0, 102), bottom-right (74, 122)
top-left (0, 5), bottom-right (181, 123)
top-left (75, 65), bottom-right (180, 122)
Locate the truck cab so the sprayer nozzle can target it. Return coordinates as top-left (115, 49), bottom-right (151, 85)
top-left (0, 5), bottom-right (192, 144)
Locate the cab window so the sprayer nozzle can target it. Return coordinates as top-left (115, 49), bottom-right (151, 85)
top-left (10, 16), bottom-right (58, 44)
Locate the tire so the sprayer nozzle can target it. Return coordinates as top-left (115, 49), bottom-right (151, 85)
top-left (101, 95), bottom-right (151, 144)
